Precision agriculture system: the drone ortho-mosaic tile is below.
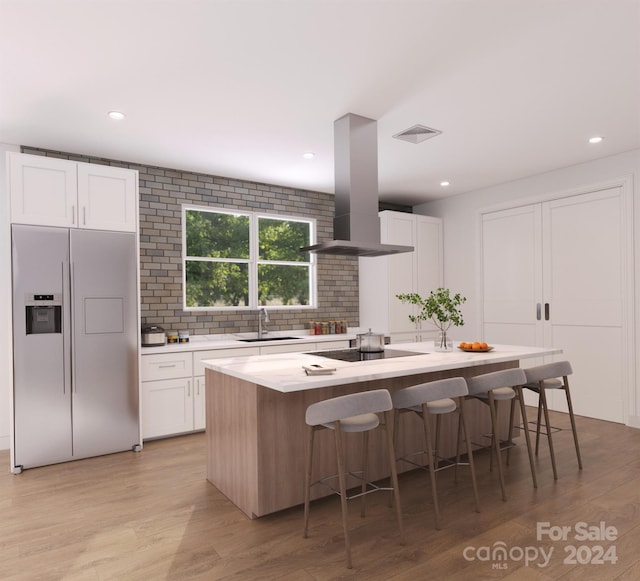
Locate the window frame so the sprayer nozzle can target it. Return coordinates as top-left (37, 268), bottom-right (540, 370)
top-left (182, 204), bottom-right (317, 311)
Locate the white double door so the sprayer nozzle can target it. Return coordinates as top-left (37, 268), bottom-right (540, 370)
top-left (482, 186), bottom-right (631, 423)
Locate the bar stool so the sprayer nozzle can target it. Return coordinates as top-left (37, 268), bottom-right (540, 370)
top-left (392, 377), bottom-right (479, 529)
top-left (523, 360), bottom-right (583, 480)
top-left (303, 389), bottom-right (404, 569)
top-left (466, 368), bottom-right (537, 501)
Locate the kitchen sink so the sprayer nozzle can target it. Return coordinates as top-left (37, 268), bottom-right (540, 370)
top-left (237, 336), bottom-right (301, 343)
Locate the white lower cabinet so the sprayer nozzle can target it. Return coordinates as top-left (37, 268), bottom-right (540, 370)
top-left (142, 378), bottom-right (195, 439)
top-left (141, 340), bottom-right (350, 439)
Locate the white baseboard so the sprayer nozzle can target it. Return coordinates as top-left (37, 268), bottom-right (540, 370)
top-left (627, 415), bottom-right (640, 429)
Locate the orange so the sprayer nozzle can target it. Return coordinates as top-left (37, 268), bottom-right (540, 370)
top-left (459, 342), bottom-right (467, 349)
top-left (472, 342), bottom-right (482, 350)
top-left (480, 342), bottom-right (488, 350)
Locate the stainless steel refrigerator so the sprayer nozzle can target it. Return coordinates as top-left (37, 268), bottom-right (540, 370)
top-left (12, 224), bottom-right (140, 470)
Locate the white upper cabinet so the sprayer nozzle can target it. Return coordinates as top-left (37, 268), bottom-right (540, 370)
top-left (77, 163), bottom-right (138, 232)
top-left (9, 153), bottom-right (77, 228)
top-left (9, 152), bottom-right (138, 232)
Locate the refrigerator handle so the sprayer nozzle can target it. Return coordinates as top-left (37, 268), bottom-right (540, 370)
top-left (72, 205), bottom-right (76, 226)
top-left (70, 261), bottom-right (77, 393)
top-left (62, 261), bottom-right (66, 394)
top-left (187, 380), bottom-right (191, 397)
top-left (82, 206), bottom-right (86, 226)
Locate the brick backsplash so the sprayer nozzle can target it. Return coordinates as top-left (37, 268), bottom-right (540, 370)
top-left (22, 147), bottom-right (360, 335)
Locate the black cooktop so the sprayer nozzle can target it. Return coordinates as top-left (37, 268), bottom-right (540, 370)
top-left (306, 348), bottom-right (425, 363)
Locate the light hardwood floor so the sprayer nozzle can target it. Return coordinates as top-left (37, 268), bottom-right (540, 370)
top-left (1, 409), bottom-right (639, 580)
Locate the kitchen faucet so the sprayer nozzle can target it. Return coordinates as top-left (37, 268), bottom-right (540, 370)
top-left (258, 307), bottom-right (270, 339)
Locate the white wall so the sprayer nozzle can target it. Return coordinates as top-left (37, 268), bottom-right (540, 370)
top-left (415, 148), bottom-right (640, 426)
top-left (1, 143), bottom-right (20, 451)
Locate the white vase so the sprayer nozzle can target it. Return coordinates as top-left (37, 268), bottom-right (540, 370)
top-left (434, 330), bottom-right (453, 352)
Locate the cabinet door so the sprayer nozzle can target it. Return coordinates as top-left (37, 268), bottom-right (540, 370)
top-left (542, 188), bottom-right (627, 422)
top-left (194, 376), bottom-right (206, 431)
top-left (482, 205), bottom-right (544, 347)
top-left (415, 215), bottom-right (444, 298)
top-left (77, 164), bottom-right (138, 232)
top-left (142, 378), bottom-right (194, 439)
top-left (383, 212), bottom-right (417, 333)
top-left (9, 153), bottom-right (77, 227)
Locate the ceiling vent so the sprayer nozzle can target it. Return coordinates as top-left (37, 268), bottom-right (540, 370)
top-left (393, 124), bottom-right (442, 144)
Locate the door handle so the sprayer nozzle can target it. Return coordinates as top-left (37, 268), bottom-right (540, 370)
top-left (544, 303), bottom-right (550, 321)
top-left (187, 380), bottom-right (191, 397)
top-left (536, 303), bottom-right (541, 321)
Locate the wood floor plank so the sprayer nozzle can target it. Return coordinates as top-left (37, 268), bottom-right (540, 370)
top-left (1, 408), bottom-right (639, 580)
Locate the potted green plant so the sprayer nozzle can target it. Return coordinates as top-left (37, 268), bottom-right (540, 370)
top-left (396, 287), bottom-right (466, 351)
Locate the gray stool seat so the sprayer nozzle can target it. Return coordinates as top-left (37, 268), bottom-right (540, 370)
top-left (523, 360), bottom-right (582, 479)
top-left (525, 378), bottom-right (563, 390)
top-left (466, 368), bottom-right (537, 500)
top-left (405, 398), bottom-right (457, 415)
top-left (322, 413), bottom-right (379, 432)
top-left (303, 389), bottom-right (404, 569)
top-left (392, 377), bottom-right (479, 529)
top-left (473, 386), bottom-right (514, 400)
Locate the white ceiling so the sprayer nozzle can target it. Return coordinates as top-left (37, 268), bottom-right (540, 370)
top-left (1, 0), bottom-right (639, 206)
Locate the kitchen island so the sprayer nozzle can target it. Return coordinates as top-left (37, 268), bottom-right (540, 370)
top-left (202, 342), bottom-right (561, 518)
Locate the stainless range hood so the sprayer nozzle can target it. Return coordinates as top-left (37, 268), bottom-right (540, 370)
top-left (301, 113), bottom-right (414, 257)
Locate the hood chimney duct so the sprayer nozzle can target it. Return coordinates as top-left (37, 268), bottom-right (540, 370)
top-left (301, 113), bottom-right (414, 257)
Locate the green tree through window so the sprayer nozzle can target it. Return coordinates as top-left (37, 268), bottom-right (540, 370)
top-left (184, 207), bottom-right (315, 309)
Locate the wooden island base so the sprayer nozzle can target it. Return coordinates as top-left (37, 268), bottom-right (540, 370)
top-left (205, 361), bottom-right (518, 519)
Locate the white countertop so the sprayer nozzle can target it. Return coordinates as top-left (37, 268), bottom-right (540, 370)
top-left (140, 330), bottom-right (357, 354)
top-left (202, 342), bottom-right (563, 393)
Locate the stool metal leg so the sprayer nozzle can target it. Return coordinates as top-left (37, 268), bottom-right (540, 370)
top-left (563, 377), bottom-right (583, 469)
top-left (458, 396), bottom-right (480, 513)
top-left (434, 414), bottom-right (443, 472)
top-left (303, 425), bottom-right (315, 538)
top-left (515, 386), bottom-right (537, 488)
top-left (421, 403), bottom-right (441, 530)
top-left (454, 411), bottom-right (463, 482)
top-left (538, 382), bottom-right (558, 480)
top-left (360, 430), bottom-right (369, 518)
top-left (506, 397), bottom-right (516, 466)
top-left (535, 397), bottom-right (543, 456)
top-left (384, 410), bottom-right (405, 544)
top-left (487, 391), bottom-right (508, 501)
top-left (333, 422), bottom-right (352, 569)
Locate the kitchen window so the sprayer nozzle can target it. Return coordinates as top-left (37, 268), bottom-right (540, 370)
top-left (183, 206), bottom-right (316, 309)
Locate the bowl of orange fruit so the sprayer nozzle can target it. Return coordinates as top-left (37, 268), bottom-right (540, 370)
top-left (458, 341), bottom-right (493, 352)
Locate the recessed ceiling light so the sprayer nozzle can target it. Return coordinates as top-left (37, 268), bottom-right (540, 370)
top-left (108, 111), bottom-right (125, 120)
top-left (588, 136), bottom-right (603, 144)
top-left (440, 181), bottom-right (450, 187)
top-left (302, 152), bottom-right (315, 159)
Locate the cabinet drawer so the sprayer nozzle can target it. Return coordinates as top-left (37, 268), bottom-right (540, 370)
top-left (260, 342), bottom-right (315, 355)
top-left (141, 352), bottom-right (193, 381)
top-left (193, 347), bottom-right (260, 375)
top-left (315, 339), bottom-right (350, 350)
